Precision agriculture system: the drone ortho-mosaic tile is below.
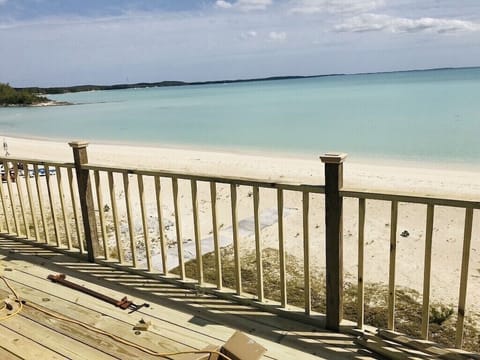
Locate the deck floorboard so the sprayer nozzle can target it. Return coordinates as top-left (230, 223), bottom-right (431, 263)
top-left (0, 237), bottom-right (384, 359)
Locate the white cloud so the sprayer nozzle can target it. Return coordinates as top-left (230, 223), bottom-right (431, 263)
top-left (240, 30), bottom-right (257, 39)
top-left (269, 31), bottom-right (287, 41)
top-left (215, 0), bottom-right (273, 12)
top-left (215, 0), bottom-right (233, 9)
top-left (289, 0), bottom-right (384, 15)
top-left (334, 14), bottom-right (480, 33)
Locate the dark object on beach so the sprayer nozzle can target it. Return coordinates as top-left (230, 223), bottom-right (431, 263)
top-left (400, 230), bottom-right (410, 237)
top-left (1, 168), bottom-right (16, 182)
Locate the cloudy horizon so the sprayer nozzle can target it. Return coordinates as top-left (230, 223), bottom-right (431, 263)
top-left (1, 0), bottom-right (479, 87)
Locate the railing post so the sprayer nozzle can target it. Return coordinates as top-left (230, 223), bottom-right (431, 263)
top-left (321, 152), bottom-right (347, 331)
top-left (69, 141), bottom-right (99, 262)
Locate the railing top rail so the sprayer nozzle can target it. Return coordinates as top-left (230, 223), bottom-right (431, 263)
top-left (83, 163), bottom-right (326, 193)
top-left (342, 188), bottom-right (480, 209)
top-left (0, 156), bottom-right (75, 168)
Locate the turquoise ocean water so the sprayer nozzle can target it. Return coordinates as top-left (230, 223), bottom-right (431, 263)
top-left (1, 67), bottom-right (480, 164)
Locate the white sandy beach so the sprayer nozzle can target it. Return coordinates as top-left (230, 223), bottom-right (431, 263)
top-left (2, 135), bottom-right (480, 315)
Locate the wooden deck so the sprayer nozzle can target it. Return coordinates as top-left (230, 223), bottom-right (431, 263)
top-left (0, 237), bottom-right (383, 360)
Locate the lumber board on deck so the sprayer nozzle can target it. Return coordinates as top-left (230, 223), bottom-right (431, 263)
top-left (0, 239), bottom-right (382, 360)
top-left (0, 346), bottom-right (23, 360)
top-left (0, 324), bottom-right (65, 360)
top-left (1, 305), bottom-right (118, 360)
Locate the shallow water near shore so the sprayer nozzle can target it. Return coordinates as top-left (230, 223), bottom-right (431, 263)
top-left (1, 67), bottom-right (480, 164)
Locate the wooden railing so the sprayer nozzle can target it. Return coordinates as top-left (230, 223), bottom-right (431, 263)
top-left (0, 142), bottom-right (477, 351)
top-left (341, 188), bottom-right (478, 348)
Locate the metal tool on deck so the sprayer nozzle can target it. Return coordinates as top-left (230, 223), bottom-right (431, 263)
top-left (47, 274), bottom-right (149, 313)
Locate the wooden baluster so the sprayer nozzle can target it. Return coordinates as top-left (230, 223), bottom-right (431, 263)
top-left (34, 164), bottom-right (49, 243)
top-left (455, 207), bottom-right (473, 348)
top-left (0, 166), bottom-right (11, 233)
top-left (191, 180), bottom-right (204, 285)
top-left (155, 176), bottom-right (168, 275)
top-left (13, 163), bottom-right (29, 238)
top-left (303, 191), bottom-right (311, 315)
top-left (23, 162), bottom-right (39, 240)
top-left (57, 166), bottom-right (72, 249)
top-left (253, 185), bottom-right (264, 302)
top-left (4, 160), bottom-right (20, 236)
top-left (138, 174), bottom-right (152, 271)
top-left (231, 184), bottom-right (241, 295)
top-left (123, 172), bottom-right (137, 267)
top-left (108, 172), bottom-right (123, 263)
top-left (421, 204), bottom-right (434, 338)
top-left (278, 188), bottom-right (286, 307)
top-left (357, 198), bottom-right (366, 329)
top-left (388, 200), bottom-right (398, 331)
top-left (68, 168), bottom-right (84, 253)
top-left (94, 170), bottom-right (108, 259)
top-left (172, 177), bottom-right (185, 279)
top-left (210, 182), bottom-right (222, 289)
top-left (45, 163), bottom-right (60, 246)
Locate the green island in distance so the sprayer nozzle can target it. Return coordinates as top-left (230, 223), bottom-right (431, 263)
top-left (2, 66), bottom-right (477, 107)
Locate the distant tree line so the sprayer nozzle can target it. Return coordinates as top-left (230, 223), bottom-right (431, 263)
top-left (0, 83), bottom-right (49, 105)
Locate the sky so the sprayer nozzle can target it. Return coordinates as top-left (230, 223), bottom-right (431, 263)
top-left (0, 0), bottom-right (479, 87)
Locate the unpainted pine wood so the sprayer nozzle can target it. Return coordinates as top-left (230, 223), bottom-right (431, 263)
top-left (455, 207), bottom-right (474, 349)
top-left (303, 191), bottom-right (311, 315)
top-left (4, 269), bottom-right (212, 353)
top-left (123, 172), bottom-right (137, 267)
top-left (23, 161), bottom-right (40, 241)
top-left (56, 166), bottom-right (72, 249)
top-left (388, 200), bottom-right (398, 331)
top-left (4, 250), bottom-right (371, 360)
top-left (68, 167), bottom-right (84, 254)
top-left (277, 189), bottom-right (287, 308)
top-left (172, 177), bottom-right (185, 279)
top-left (138, 174), bottom-right (152, 271)
top-left (13, 163), bottom-right (29, 238)
top-left (0, 174), bottom-right (11, 233)
top-left (210, 181), bottom-right (222, 289)
top-left (0, 324), bottom-right (65, 360)
top-left (341, 188), bottom-right (480, 210)
top-left (0, 345), bottom-right (22, 360)
top-left (45, 164), bottom-right (60, 246)
top-left (191, 180), bottom-right (204, 285)
top-left (33, 164), bottom-right (49, 243)
top-left (4, 160), bottom-right (20, 236)
top-left (253, 185), bottom-right (264, 302)
top-left (155, 176), bottom-right (168, 274)
top-left (84, 163), bottom-right (326, 195)
top-left (94, 170), bottom-right (108, 259)
top-left (108, 171), bottom-right (123, 263)
top-left (357, 197), bottom-right (366, 329)
top-left (2, 307), bottom-right (118, 360)
top-left (230, 183), bottom-right (241, 295)
top-left (421, 204), bottom-right (434, 339)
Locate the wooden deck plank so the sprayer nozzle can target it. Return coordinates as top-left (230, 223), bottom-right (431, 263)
top-left (2, 273), bottom-right (207, 354)
top-left (0, 303), bottom-right (118, 360)
top-left (1, 239), bottom-right (382, 360)
top-left (0, 345), bottom-right (23, 360)
top-left (0, 323), bottom-right (66, 360)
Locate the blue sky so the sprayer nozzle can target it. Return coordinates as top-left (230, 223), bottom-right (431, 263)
top-left (1, 0), bottom-right (479, 87)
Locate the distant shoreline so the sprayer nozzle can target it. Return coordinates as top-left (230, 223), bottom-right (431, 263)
top-left (15, 65), bottom-right (479, 95)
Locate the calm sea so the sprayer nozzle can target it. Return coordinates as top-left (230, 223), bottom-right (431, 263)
top-left (1, 67), bottom-right (480, 164)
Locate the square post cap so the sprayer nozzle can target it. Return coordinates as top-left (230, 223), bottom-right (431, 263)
top-left (69, 141), bottom-right (89, 149)
top-left (320, 153), bottom-right (348, 164)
